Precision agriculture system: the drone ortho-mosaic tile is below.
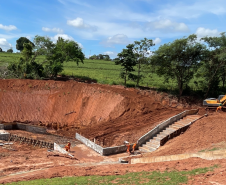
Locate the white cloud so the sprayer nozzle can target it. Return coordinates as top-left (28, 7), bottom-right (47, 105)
top-left (52, 34), bottom-right (83, 48)
top-left (67, 18), bottom-right (97, 31)
top-left (103, 51), bottom-right (114, 55)
top-left (158, 0), bottom-right (226, 19)
top-left (42, 27), bottom-right (63, 33)
top-left (195, 27), bottom-right (220, 38)
top-left (0, 24), bottom-right (17, 31)
top-left (101, 34), bottom-right (131, 47)
top-left (103, 51), bottom-right (118, 59)
top-left (146, 20), bottom-right (189, 32)
top-left (153, 37), bottom-right (161, 45)
top-left (0, 38), bottom-right (12, 50)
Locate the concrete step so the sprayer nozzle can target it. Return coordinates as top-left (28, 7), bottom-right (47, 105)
top-left (161, 130), bottom-right (174, 135)
top-left (148, 139), bottom-right (159, 144)
top-left (169, 125), bottom-right (181, 129)
top-left (156, 134), bottom-right (166, 139)
top-left (171, 123), bottom-right (183, 128)
top-left (166, 127), bottom-right (177, 132)
top-left (139, 147), bottom-right (150, 153)
top-left (159, 132), bottom-right (168, 136)
top-left (174, 123), bottom-right (187, 127)
top-left (177, 120), bottom-right (191, 125)
top-left (153, 137), bottom-right (162, 141)
top-left (146, 141), bottom-right (160, 148)
top-left (174, 122), bottom-right (187, 126)
top-left (140, 145), bottom-right (156, 152)
top-left (142, 143), bottom-right (159, 150)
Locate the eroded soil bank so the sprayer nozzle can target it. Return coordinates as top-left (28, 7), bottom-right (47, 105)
top-left (0, 79), bottom-right (197, 147)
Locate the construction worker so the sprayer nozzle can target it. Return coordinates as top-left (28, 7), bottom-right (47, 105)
top-left (124, 141), bottom-right (131, 155)
top-left (216, 103), bottom-right (222, 112)
top-left (132, 142), bottom-right (137, 153)
top-left (65, 141), bottom-right (71, 152)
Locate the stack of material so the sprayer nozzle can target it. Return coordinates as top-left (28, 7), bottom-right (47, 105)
top-left (0, 130), bottom-right (10, 141)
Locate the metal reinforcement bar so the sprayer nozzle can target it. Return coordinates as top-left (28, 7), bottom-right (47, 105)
top-left (8, 134), bottom-right (54, 150)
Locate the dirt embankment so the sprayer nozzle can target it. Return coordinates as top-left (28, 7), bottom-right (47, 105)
top-left (145, 112), bottom-right (226, 157)
top-left (0, 79), bottom-right (197, 147)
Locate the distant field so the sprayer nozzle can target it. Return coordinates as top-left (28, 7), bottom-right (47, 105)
top-left (0, 52), bottom-right (194, 90)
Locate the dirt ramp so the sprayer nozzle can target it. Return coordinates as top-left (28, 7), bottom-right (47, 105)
top-left (0, 79), bottom-right (124, 129)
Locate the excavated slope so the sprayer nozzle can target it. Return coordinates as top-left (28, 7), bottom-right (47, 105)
top-left (0, 79), bottom-right (184, 146)
top-left (0, 79), bottom-right (125, 127)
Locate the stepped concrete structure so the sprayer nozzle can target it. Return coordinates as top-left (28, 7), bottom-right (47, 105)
top-left (139, 115), bottom-right (202, 153)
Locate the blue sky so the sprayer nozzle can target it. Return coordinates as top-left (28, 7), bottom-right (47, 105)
top-left (0, 0), bottom-right (225, 58)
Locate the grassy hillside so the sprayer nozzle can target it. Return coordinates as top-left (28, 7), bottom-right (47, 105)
top-left (0, 52), bottom-right (202, 92)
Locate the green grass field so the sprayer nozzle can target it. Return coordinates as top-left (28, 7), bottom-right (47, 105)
top-left (0, 52), bottom-right (207, 96)
top-left (4, 165), bottom-right (218, 185)
top-left (0, 52), bottom-right (180, 89)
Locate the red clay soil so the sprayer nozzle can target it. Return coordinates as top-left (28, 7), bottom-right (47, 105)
top-left (145, 112), bottom-right (226, 157)
top-left (0, 79), bottom-right (193, 147)
top-left (1, 157), bottom-right (226, 184)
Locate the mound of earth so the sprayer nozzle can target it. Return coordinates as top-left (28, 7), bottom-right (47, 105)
top-left (146, 112), bottom-right (226, 157)
top-left (0, 79), bottom-right (193, 147)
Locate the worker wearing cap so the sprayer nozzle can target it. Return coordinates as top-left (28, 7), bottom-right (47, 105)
top-left (216, 103), bottom-right (223, 112)
top-left (65, 141), bottom-right (71, 152)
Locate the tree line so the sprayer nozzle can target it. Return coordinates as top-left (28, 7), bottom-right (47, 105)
top-left (115, 33), bottom-right (226, 98)
top-left (0, 47), bottom-right (13, 53)
top-left (3, 33), bottom-right (226, 98)
top-left (7, 36), bottom-right (84, 79)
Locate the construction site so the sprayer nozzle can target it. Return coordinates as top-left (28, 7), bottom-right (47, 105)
top-left (0, 79), bottom-right (226, 184)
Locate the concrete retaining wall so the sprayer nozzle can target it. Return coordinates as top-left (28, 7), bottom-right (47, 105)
top-left (137, 109), bottom-right (198, 146)
top-left (76, 109), bottom-right (199, 156)
top-left (18, 123), bottom-right (47, 134)
top-left (131, 149), bottom-right (226, 164)
top-left (0, 124), bottom-right (4, 130)
top-left (75, 133), bottom-right (104, 155)
top-left (3, 123), bottom-right (17, 130)
top-left (103, 144), bottom-right (133, 156)
top-left (2, 123), bottom-right (48, 134)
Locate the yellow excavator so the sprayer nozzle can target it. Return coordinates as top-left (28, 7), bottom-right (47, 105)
top-left (203, 95), bottom-right (226, 110)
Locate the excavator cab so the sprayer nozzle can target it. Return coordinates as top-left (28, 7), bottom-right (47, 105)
top-left (203, 95), bottom-right (226, 107)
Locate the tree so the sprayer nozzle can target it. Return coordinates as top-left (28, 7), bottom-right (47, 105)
top-left (98, 54), bottom-right (104, 60)
top-left (9, 35), bottom-right (85, 79)
top-left (46, 37), bottom-right (84, 77)
top-left (16, 37), bottom-right (35, 52)
top-left (115, 44), bottom-right (137, 86)
top-left (151, 34), bottom-right (204, 97)
top-left (0, 48), bottom-right (2, 52)
top-left (8, 43), bottom-right (44, 79)
top-left (89, 54), bottom-right (98, 60)
top-left (33, 35), bottom-right (55, 56)
top-left (197, 33), bottom-right (226, 98)
top-left (7, 48), bottom-right (13, 53)
top-left (103, 55), bottom-right (110, 61)
top-left (134, 38), bottom-right (154, 86)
